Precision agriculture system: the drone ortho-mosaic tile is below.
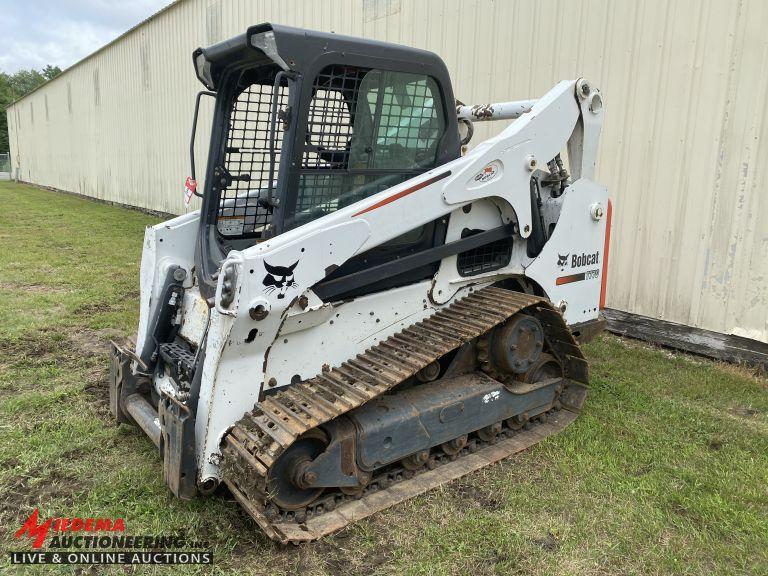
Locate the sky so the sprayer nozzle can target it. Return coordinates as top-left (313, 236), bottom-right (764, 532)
top-left (0, 0), bottom-right (172, 74)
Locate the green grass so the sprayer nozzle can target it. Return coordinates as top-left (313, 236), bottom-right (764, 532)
top-left (0, 180), bottom-right (766, 575)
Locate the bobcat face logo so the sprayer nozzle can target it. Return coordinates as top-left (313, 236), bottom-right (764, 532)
top-left (262, 260), bottom-right (299, 299)
top-left (557, 253), bottom-right (569, 267)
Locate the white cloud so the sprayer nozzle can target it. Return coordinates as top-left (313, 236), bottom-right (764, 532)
top-left (0, 0), bottom-right (171, 73)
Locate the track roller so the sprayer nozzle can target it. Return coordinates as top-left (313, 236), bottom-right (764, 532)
top-left (441, 434), bottom-right (468, 455)
top-left (477, 421), bottom-right (502, 441)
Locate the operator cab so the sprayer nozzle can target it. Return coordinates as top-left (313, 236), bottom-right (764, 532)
top-left (192, 24), bottom-right (461, 299)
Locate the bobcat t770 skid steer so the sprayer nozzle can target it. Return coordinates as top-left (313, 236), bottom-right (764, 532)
top-left (110, 23), bottom-right (610, 543)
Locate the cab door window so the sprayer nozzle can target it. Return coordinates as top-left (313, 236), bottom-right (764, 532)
top-left (285, 66), bottom-right (446, 229)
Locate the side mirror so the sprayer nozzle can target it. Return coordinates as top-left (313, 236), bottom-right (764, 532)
top-left (188, 90), bottom-right (216, 198)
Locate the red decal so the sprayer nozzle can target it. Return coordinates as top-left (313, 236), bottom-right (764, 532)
top-left (352, 171), bottom-right (451, 217)
top-left (556, 273), bottom-right (586, 286)
top-left (599, 199), bottom-right (612, 309)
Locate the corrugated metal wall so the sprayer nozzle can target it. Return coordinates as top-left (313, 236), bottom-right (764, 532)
top-left (6, 0), bottom-right (768, 343)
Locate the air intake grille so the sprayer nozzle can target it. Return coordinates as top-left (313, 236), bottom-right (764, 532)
top-left (457, 229), bottom-right (513, 276)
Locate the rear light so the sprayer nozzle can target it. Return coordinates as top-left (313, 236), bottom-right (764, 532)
top-left (599, 199), bottom-right (612, 309)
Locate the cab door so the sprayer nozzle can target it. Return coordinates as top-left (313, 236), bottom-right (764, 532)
top-left (282, 63), bottom-right (457, 300)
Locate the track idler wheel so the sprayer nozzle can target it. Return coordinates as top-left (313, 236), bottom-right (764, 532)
top-left (491, 314), bottom-right (545, 374)
top-left (266, 430), bottom-right (328, 511)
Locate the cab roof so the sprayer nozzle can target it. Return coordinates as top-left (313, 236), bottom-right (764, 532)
top-left (193, 22), bottom-right (451, 91)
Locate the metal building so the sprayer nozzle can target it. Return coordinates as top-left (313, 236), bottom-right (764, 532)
top-left (6, 0), bottom-right (768, 356)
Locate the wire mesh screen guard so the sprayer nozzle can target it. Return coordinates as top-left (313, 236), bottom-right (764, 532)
top-left (287, 65), bottom-right (444, 229)
top-left (372, 73), bottom-right (443, 169)
top-left (217, 81), bottom-right (289, 238)
top-left (457, 233), bottom-right (513, 277)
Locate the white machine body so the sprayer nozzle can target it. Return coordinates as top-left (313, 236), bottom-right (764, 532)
top-left (134, 79), bottom-right (609, 486)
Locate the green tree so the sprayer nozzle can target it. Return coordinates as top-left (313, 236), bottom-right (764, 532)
top-left (0, 74), bottom-right (10, 155)
top-left (1, 65), bottom-right (61, 155)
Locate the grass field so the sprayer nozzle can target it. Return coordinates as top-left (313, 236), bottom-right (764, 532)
top-left (0, 180), bottom-right (766, 575)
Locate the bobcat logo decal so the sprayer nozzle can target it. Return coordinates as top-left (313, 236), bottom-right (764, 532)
top-left (557, 253), bottom-right (569, 267)
top-left (262, 260), bottom-right (299, 299)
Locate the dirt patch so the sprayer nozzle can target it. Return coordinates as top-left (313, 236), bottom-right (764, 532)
top-left (69, 327), bottom-right (122, 357)
top-left (82, 364), bottom-right (112, 419)
top-left (74, 302), bottom-right (118, 316)
top-left (0, 380), bottom-right (21, 397)
top-left (532, 531), bottom-right (560, 552)
top-left (1, 457), bottom-right (21, 470)
top-left (83, 365), bottom-right (110, 397)
top-left (707, 439), bottom-right (724, 451)
top-left (486, 548), bottom-right (510, 564)
top-left (209, 518), bottom-right (396, 576)
top-left (730, 406), bottom-right (761, 418)
top-left (453, 480), bottom-right (504, 511)
top-left (633, 464), bottom-right (654, 477)
top-left (0, 329), bottom-right (65, 361)
top-left (312, 536), bottom-right (394, 576)
top-left (0, 281), bottom-right (71, 295)
top-left (0, 327), bottom-right (122, 367)
top-left (1, 327), bottom-right (117, 412)
top-left (2, 466), bottom-right (86, 519)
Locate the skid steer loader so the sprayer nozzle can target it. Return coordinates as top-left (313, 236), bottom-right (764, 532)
top-left (109, 23), bottom-right (611, 543)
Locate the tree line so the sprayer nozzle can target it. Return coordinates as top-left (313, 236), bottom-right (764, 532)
top-left (1, 65), bottom-right (62, 154)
